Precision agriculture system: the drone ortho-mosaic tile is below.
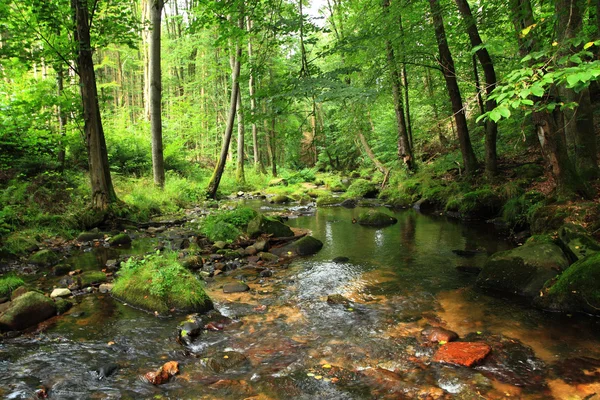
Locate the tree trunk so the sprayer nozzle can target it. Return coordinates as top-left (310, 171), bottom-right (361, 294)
top-left (246, 17), bottom-right (260, 170)
top-left (425, 67), bottom-right (448, 145)
top-left (56, 63), bottom-right (66, 169)
top-left (72, 0), bottom-right (117, 210)
top-left (149, 0), bottom-right (165, 187)
top-left (455, 0), bottom-right (498, 176)
top-left (383, 0), bottom-right (413, 169)
top-left (398, 13), bottom-right (413, 149)
top-left (429, 0), bottom-right (477, 174)
top-left (236, 89), bottom-right (245, 184)
top-left (362, 111), bottom-right (389, 176)
top-left (207, 43), bottom-right (242, 198)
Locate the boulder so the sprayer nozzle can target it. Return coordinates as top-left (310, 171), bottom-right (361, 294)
top-left (272, 236), bottom-right (323, 257)
top-left (340, 198), bottom-right (357, 208)
top-left (332, 256), bottom-right (350, 263)
top-left (421, 326), bottom-right (459, 343)
top-left (268, 178), bottom-right (287, 186)
top-left (0, 291), bottom-right (57, 331)
top-left (54, 298), bottom-right (73, 314)
top-left (10, 286), bottom-right (28, 301)
top-left (145, 361), bottom-right (179, 385)
top-left (28, 249), bottom-right (60, 266)
top-left (272, 194), bottom-right (292, 204)
top-left (76, 231), bottom-right (104, 242)
top-left (50, 288), bottom-right (72, 298)
top-left (258, 252), bottom-right (279, 263)
top-left (357, 210), bottom-right (398, 227)
top-left (79, 271), bottom-right (108, 288)
top-left (99, 283), bottom-right (114, 293)
top-left (53, 264), bottom-right (72, 276)
top-left (181, 255), bottom-right (203, 271)
top-left (557, 224), bottom-right (600, 263)
top-left (433, 342), bottom-right (491, 367)
top-left (223, 282), bottom-right (250, 293)
top-left (109, 233), bottom-right (132, 246)
top-left (247, 214), bottom-right (294, 239)
top-left (537, 252), bottom-right (600, 315)
top-left (327, 294), bottom-right (352, 307)
top-left (316, 196), bottom-right (340, 207)
top-left (477, 241), bottom-right (569, 298)
top-left (206, 351), bottom-right (249, 373)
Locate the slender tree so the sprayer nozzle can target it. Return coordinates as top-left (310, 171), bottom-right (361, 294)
top-left (149, 0), bottom-right (166, 187)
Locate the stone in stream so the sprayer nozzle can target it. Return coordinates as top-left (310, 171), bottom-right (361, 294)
top-left (340, 198), bottom-right (357, 208)
top-left (557, 223), bottom-right (600, 262)
top-left (0, 291), bottom-right (57, 331)
top-left (433, 342), bottom-right (491, 367)
top-left (53, 264), bottom-right (72, 276)
top-left (109, 233), bottom-right (132, 247)
top-left (356, 210), bottom-right (398, 227)
top-left (181, 255), bottom-right (203, 271)
top-left (28, 249), bottom-right (60, 266)
top-left (10, 286), bottom-right (28, 301)
top-left (271, 236), bottom-right (323, 257)
top-left (245, 245), bottom-right (257, 256)
top-left (205, 351), bottom-right (249, 373)
top-left (50, 288), bottom-right (72, 298)
top-left (99, 283), bottom-right (114, 294)
top-left (93, 363), bottom-right (119, 380)
top-left (247, 214), bottom-right (294, 239)
top-left (420, 326), bottom-right (459, 343)
top-left (332, 256), bottom-right (350, 263)
top-left (455, 265), bottom-right (482, 274)
top-left (76, 231), bottom-right (104, 242)
top-left (144, 361), bottom-right (179, 385)
top-left (223, 282), bottom-right (250, 293)
top-left (254, 238), bottom-right (268, 252)
top-left (327, 294), bottom-right (352, 307)
top-left (271, 194), bottom-right (292, 204)
top-left (258, 252), bottom-right (279, 263)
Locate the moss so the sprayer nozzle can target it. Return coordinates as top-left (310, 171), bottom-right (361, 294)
top-left (201, 207), bottom-right (257, 242)
top-left (272, 194), bottom-right (292, 204)
top-left (28, 249), bottom-right (60, 265)
top-left (345, 179), bottom-right (379, 198)
top-left (525, 235), bottom-right (555, 245)
top-left (543, 253), bottom-right (600, 314)
top-left (514, 164), bottom-right (545, 179)
top-left (0, 291), bottom-right (56, 331)
top-left (2, 232), bottom-right (39, 256)
top-left (109, 233), bottom-right (132, 246)
top-left (0, 275), bottom-right (25, 298)
top-left (453, 188), bottom-right (502, 219)
top-left (79, 271), bottom-right (108, 287)
top-left (529, 205), bottom-right (567, 234)
top-left (112, 251), bottom-right (212, 315)
top-left (247, 214), bottom-right (294, 238)
top-left (357, 210), bottom-right (398, 227)
top-left (316, 196), bottom-right (340, 207)
top-left (54, 298), bottom-right (73, 315)
top-left (76, 231), bottom-right (104, 242)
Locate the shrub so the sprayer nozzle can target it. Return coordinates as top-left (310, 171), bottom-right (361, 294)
top-left (200, 207), bottom-right (257, 242)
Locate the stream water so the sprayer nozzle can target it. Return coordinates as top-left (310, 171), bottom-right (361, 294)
top-left (2, 202), bottom-right (600, 399)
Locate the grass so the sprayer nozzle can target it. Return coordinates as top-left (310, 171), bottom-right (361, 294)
top-left (0, 275), bottom-right (25, 298)
top-left (200, 206), bottom-right (257, 242)
top-left (112, 251), bottom-right (211, 314)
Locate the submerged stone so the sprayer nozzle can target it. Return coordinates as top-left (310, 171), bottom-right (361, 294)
top-left (28, 249), bottom-right (60, 266)
top-left (273, 236), bottom-right (323, 257)
top-left (109, 233), bottom-right (132, 246)
top-left (357, 210), bottom-right (398, 227)
top-left (433, 342), bottom-right (491, 367)
top-left (223, 282), bottom-right (250, 293)
top-left (421, 326), bottom-right (459, 343)
top-left (145, 361), bottom-right (179, 385)
top-left (205, 351), bottom-right (249, 373)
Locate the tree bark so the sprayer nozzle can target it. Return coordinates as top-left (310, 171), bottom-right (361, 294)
top-left (246, 17), bottom-right (260, 170)
top-left (382, 0), bottom-right (413, 169)
top-left (398, 13), bottom-right (413, 149)
top-left (207, 42), bottom-right (242, 198)
top-left (362, 111), bottom-right (389, 175)
top-left (56, 63), bottom-right (66, 169)
top-left (149, 0), bottom-right (165, 187)
top-left (429, 0), bottom-right (478, 174)
top-left (455, 0), bottom-right (498, 175)
top-left (236, 89), bottom-right (245, 184)
top-left (72, 0), bottom-right (117, 210)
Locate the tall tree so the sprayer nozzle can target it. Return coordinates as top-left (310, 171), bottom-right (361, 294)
top-left (149, 0), bottom-right (166, 187)
top-left (454, 0), bottom-right (499, 176)
top-left (429, 0), bottom-right (477, 175)
top-left (72, 0), bottom-right (117, 210)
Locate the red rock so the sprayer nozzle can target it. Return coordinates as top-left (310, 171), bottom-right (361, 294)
top-left (421, 326), bottom-right (459, 343)
top-left (433, 342), bottom-right (491, 367)
top-left (144, 361), bottom-right (179, 385)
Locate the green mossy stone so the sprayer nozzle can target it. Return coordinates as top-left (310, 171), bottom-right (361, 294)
top-left (316, 196), bottom-right (340, 207)
top-left (557, 224), bottom-right (600, 262)
top-left (181, 256), bottom-right (203, 271)
top-left (28, 249), bottom-right (60, 266)
top-left (273, 236), bottom-right (324, 257)
top-left (54, 298), bottom-right (73, 315)
top-left (539, 253), bottom-right (600, 314)
top-left (0, 291), bottom-right (57, 331)
top-left (529, 206), bottom-right (566, 234)
top-left (357, 210), bottom-right (398, 227)
top-left (268, 178), bottom-right (287, 186)
top-left (76, 231), bottom-right (104, 242)
top-left (79, 271), bottom-right (108, 288)
top-left (109, 233), bottom-right (132, 246)
top-left (246, 214), bottom-right (294, 239)
top-left (477, 242), bottom-right (569, 298)
top-left (514, 164), bottom-right (545, 179)
top-left (272, 194), bottom-right (292, 204)
top-left (346, 179), bottom-right (379, 198)
top-left (0, 276), bottom-right (25, 298)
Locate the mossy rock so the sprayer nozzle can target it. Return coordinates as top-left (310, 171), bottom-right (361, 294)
top-left (346, 179), bottom-right (379, 198)
top-left (0, 291), bottom-right (57, 331)
top-left (76, 231), bottom-right (104, 242)
top-left (54, 298), bottom-right (73, 315)
top-left (537, 253), bottom-right (600, 315)
top-left (273, 236), bottom-right (323, 257)
top-left (557, 224), bottom-right (600, 263)
top-left (2, 233), bottom-right (39, 256)
top-left (357, 210), bottom-right (398, 227)
top-left (247, 214), bottom-right (294, 239)
top-left (112, 255), bottom-right (213, 315)
top-left (0, 275), bottom-right (25, 298)
top-left (514, 164), bottom-right (545, 179)
top-left (272, 194), bottom-right (292, 204)
top-left (529, 206), bottom-right (566, 234)
top-left (268, 178), bottom-right (287, 186)
top-left (28, 249), bottom-right (60, 266)
top-left (109, 233), bottom-right (132, 246)
top-left (79, 271), bottom-right (108, 287)
top-left (181, 255), bottom-right (203, 271)
top-left (316, 196), bottom-right (342, 207)
top-left (448, 189), bottom-right (502, 219)
top-left (477, 242), bottom-right (569, 298)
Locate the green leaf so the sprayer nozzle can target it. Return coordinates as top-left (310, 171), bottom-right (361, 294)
top-left (489, 109), bottom-right (502, 123)
top-left (521, 99), bottom-right (534, 106)
top-left (530, 85), bottom-right (544, 97)
top-left (498, 107), bottom-right (511, 118)
top-left (584, 42), bottom-right (595, 50)
top-left (566, 74), bottom-right (580, 87)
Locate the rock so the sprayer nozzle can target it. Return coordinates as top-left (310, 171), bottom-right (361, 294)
top-left (268, 178), bottom-right (287, 186)
top-left (94, 363), bottom-right (119, 380)
top-left (316, 196), bottom-right (340, 207)
top-left (171, 238), bottom-right (190, 250)
top-left (332, 256), bottom-right (350, 263)
top-left (223, 282), bottom-right (250, 293)
top-left (537, 252), bottom-right (600, 315)
top-left (105, 260), bottom-right (119, 270)
top-left (356, 210), bottom-right (398, 227)
top-left (245, 245), bottom-right (257, 256)
top-left (10, 286), bottom-right (28, 301)
top-left (258, 252), bottom-right (279, 263)
top-left (254, 238), bottom-right (268, 252)
top-left (212, 241), bottom-right (227, 250)
top-left (206, 351), bottom-right (249, 373)
top-left (181, 255), bottom-right (203, 271)
top-left (99, 283), bottom-right (114, 293)
top-left (452, 249), bottom-right (482, 257)
top-left (0, 291), bottom-right (57, 331)
top-left (0, 301), bottom-right (11, 314)
top-left (327, 294), bottom-right (352, 307)
top-left (272, 194), bottom-right (291, 204)
top-left (340, 198), bottom-right (357, 208)
top-left (413, 198), bottom-right (436, 212)
top-left (50, 288), bottom-right (72, 298)
top-left (54, 298), bottom-right (72, 314)
top-left (421, 326), bottom-right (459, 343)
top-left (28, 249), bottom-right (60, 266)
top-left (557, 224), bottom-right (600, 262)
top-left (260, 269), bottom-right (273, 278)
top-left (247, 214), bottom-right (294, 239)
top-left (433, 342), bottom-right (491, 367)
top-left (145, 361), bottom-right (179, 385)
top-left (109, 233), bottom-right (132, 246)
top-left (477, 241), bottom-right (569, 298)
top-left (272, 236), bottom-right (323, 257)
top-left (79, 271), bottom-right (108, 288)
top-left (53, 264), bottom-right (72, 276)
top-left (455, 265), bottom-right (482, 274)
top-left (76, 231), bottom-right (104, 242)
top-left (147, 226), bottom-right (166, 234)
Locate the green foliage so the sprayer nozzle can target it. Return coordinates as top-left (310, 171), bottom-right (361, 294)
top-left (113, 251), bottom-right (211, 314)
top-left (282, 168), bottom-right (317, 185)
top-left (345, 179), bottom-right (378, 198)
top-left (0, 275), bottom-right (25, 298)
top-left (200, 207), bottom-right (258, 242)
top-left (502, 191), bottom-right (545, 229)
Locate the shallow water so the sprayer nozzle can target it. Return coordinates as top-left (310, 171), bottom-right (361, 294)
top-left (2, 203), bottom-right (600, 399)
